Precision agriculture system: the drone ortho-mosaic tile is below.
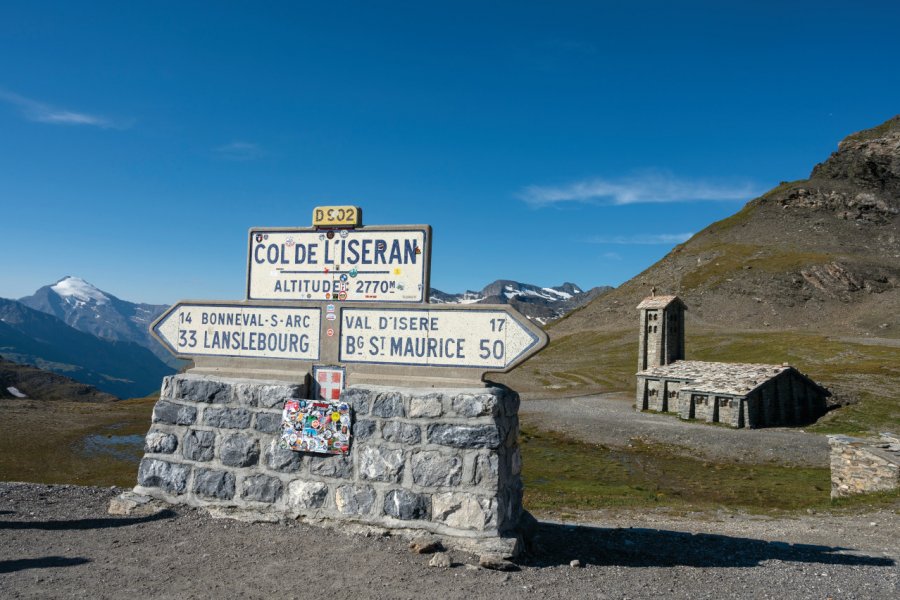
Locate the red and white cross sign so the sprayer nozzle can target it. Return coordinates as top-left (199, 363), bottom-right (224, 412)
top-left (313, 366), bottom-right (345, 401)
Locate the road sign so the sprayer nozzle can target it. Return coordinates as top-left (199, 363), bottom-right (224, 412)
top-left (338, 306), bottom-right (545, 371)
top-left (152, 302), bottom-right (321, 361)
top-left (247, 226), bottom-right (430, 303)
top-left (312, 205), bottom-right (361, 228)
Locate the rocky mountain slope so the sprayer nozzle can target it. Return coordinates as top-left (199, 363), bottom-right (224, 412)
top-left (0, 356), bottom-right (117, 402)
top-left (18, 276), bottom-right (179, 368)
top-left (431, 280), bottom-right (613, 324)
top-left (0, 299), bottom-right (174, 398)
top-left (552, 116), bottom-right (900, 338)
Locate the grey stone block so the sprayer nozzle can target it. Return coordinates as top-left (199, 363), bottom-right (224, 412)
top-left (152, 401), bottom-right (197, 426)
top-left (232, 382), bottom-right (303, 408)
top-left (241, 474), bottom-right (283, 503)
top-left (473, 452), bottom-right (499, 485)
top-left (359, 446), bottom-right (405, 483)
top-left (287, 481), bottom-right (328, 509)
top-left (335, 485), bottom-right (376, 515)
top-left (371, 392), bottom-right (405, 418)
top-left (265, 441), bottom-right (304, 473)
top-left (220, 433), bottom-right (260, 467)
top-left (144, 430), bottom-right (178, 454)
top-left (176, 377), bottom-right (230, 403)
top-left (159, 376), bottom-right (175, 399)
top-left (254, 411), bottom-right (282, 434)
top-left (408, 393), bottom-right (443, 418)
top-left (451, 392), bottom-right (499, 418)
top-left (384, 489), bottom-right (429, 520)
top-left (182, 429), bottom-right (216, 462)
top-left (411, 451), bottom-right (463, 487)
top-left (432, 492), bottom-right (495, 531)
top-left (354, 419), bottom-right (376, 441)
top-left (382, 421), bottom-right (421, 445)
top-left (342, 387), bottom-right (370, 415)
top-left (137, 458), bottom-right (189, 494)
top-left (426, 424), bottom-right (501, 449)
top-left (203, 407), bottom-right (252, 429)
top-left (193, 468), bottom-right (236, 500)
top-left (309, 454), bottom-right (353, 479)
top-left (510, 448), bottom-right (522, 476)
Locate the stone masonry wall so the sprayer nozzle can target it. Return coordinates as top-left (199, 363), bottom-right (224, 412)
top-left (135, 374), bottom-right (523, 555)
top-left (829, 433), bottom-right (900, 498)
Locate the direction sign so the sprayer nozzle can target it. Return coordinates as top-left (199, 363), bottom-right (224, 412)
top-left (247, 226), bottom-right (430, 303)
top-left (152, 302), bottom-right (321, 361)
top-left (339, 307), bottom-right (545, 371)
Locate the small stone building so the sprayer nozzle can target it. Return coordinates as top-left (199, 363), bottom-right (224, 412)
top-left (635, 295), bottom-right (829, 428)
top-left (636, 360), bottom-right (829, 428)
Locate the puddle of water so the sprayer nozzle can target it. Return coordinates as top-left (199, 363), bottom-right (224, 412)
top-left (81, 434), bottom-right (145, 462)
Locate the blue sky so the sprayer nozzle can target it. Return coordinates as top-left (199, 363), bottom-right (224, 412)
top-left (1, 1), bottom-right (898, 304)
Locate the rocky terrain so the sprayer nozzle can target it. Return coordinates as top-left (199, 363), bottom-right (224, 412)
top-left (1, 482), bottom-right (897, 599)
top-left (551, 116), bottom-right (900, 338)
top-left (431, 279), bottom-right (612, 324)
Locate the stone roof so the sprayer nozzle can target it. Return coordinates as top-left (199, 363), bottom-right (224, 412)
top-left (637, 360), bottom-right (791, 397)
top-left (636, 295), bottom-right (685, 310)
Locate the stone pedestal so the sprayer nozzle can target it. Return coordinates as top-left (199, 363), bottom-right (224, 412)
top-left (828, 433), bottom-right (900, 498)
top-left (130, 373), bottom-right (525, 556)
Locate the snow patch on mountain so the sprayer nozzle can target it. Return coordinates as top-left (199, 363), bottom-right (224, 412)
top-left (50, 276), bottom-right (110, 306)
top-left (6, 386), bottom-right (27, 398)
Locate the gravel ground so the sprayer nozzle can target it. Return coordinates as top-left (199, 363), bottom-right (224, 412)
top-left (521, 394), bottom-right (831, 467)
top-left (1, 482), bottom-right (897, 599)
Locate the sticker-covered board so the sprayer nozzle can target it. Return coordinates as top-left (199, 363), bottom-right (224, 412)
top-left (281, 399), bottom-right (351, 455)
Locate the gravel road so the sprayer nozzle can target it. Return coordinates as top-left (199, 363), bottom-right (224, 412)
top-left (521, 394), bottom-right (831, 467)
top-left (1, 482), bottom-right (897, 599)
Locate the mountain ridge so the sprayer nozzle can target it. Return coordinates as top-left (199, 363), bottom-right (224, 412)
top-left (18, 276), bottom-right (179, 368)
top-left (431, 279), bottom-right (613, 324)
top-left (550, 115), bottom-right (900, 338)
top-left (0, 298), bottom-right (174, 398)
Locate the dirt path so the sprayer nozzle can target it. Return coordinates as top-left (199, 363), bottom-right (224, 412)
top-left (1, 483), bottom-right (897, 599)
top-left (521, 394), bottom-right (831, 467)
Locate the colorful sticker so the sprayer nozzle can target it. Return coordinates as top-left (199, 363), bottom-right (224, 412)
top-left (280, 397), bottom-right (352, 455)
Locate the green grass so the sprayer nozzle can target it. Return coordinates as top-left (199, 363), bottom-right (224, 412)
top-left (521, 427), bottom-right (899, 515)
top-left (0, 397), bottom-right (155, 486)
top-left (680, 244), bottom-right (832, 291)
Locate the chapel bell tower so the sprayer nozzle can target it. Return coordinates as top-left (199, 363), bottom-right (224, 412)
top-left (637, 293), bottom-right (686, 371)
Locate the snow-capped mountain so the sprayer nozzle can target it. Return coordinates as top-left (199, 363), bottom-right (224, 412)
top-left (430, 280), bottom-right (613, 324)
top-left (0, 298), bottom-right (173, 398)
top-left (18, 276), bottom-right (180, 368)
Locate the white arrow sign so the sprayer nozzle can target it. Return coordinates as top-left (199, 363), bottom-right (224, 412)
top-left (338, 307), bottom-right (545, 370)
top-left (152, 303), bottom-right (321, 361)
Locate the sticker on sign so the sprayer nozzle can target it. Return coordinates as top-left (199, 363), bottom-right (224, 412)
top-left (152, 302), bottom-right (321, 361)
top-left (247, 227), bottom-right (430, 303)
top-left (339, 307), bottom-right (544, 370)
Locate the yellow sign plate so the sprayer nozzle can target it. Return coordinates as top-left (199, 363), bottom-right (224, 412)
top-left (312, 206), bottom-right (362, 228)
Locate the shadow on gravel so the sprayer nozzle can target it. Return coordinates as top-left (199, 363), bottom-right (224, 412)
top-left (0, 509), bottom-right (175, 531)
top-left (529, 522), bottom-right (895, 568)
top-left (0, 556), bottom-right (91, 574)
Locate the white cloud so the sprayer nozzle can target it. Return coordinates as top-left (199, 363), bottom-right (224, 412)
top-left (520, 171), bottom-right (759, 207)
top-left (0, 89), bottom-right (122, 128)
top-left (214, 141), bottom-right (263, 161)
top-left (587, 232), bottom-right (694, 245)
top-left (601, 251), bottom-right (622, 260)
